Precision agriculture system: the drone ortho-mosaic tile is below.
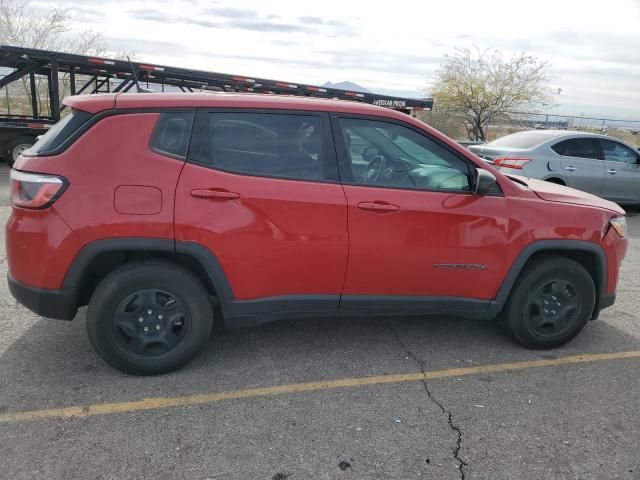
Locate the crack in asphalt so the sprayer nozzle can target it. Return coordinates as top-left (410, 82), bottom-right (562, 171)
top-left (387, 321), bottom-right (468, 479)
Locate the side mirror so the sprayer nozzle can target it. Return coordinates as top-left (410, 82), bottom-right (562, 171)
top-left (473, 169), bottom-right (497, 194)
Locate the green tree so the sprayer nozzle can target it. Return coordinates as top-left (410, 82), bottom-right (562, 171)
top-left (429, 48), bottom-right (552, 141)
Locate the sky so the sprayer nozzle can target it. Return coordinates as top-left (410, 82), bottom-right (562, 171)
top-left (39, 0), bottom-right (640, 119)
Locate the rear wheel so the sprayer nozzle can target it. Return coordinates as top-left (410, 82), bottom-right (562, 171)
top-left (503, 256), bottom-right (595, 349)
top-left (5, 136), bottom-right (36, 167)
top-left (87, 261), bottom-right (214, 375)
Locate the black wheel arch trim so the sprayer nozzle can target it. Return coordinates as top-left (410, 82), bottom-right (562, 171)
top-left (173, 240), bottom-right (234, 307)
top-left (62, 238), bottom-right (175, 291)
top-left (491, 239), bottom-right (607, 318)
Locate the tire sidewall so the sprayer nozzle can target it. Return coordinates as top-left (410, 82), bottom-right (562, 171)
top-left (87, 264), bottom-right (213, 375)
top-left (6, 136), bottom-right (35, 167)
top-left (507, 261), bottom-right (595, 349)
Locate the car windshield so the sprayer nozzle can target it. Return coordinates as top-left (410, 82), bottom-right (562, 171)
top-left (489, 131), bottom-right (556, 149)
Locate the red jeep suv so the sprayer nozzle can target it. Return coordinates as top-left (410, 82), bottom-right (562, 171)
top-left (6, 93), bottom-right (628, 375)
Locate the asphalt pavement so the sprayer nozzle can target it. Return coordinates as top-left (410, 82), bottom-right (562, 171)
top-left (0, 164), bottom-right (638, 480)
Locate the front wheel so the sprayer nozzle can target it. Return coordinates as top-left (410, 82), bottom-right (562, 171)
top-left (87, 261), bottom-right (214, 375)
top-left (503, 256), bottom-right (595, 349)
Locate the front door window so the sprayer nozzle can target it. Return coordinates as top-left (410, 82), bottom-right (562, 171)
top-left (338, 118), bottom-right (473, 191)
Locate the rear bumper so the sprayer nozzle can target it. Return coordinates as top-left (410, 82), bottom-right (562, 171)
top-left (8, 274), bottom-right (77, 320)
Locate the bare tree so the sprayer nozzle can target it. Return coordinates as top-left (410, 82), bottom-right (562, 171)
top-left (0, 0), bottom-right (69, 50)
top-left (0, 0), bottom-right (108, 115)
top-left (429, 48), bottom-right (552, 141)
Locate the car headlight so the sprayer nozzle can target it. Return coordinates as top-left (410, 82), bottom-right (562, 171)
top-left (609, 216), bottom-right (627, 239)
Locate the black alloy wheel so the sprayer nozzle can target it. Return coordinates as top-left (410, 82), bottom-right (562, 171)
top-left (112, 289), bottom-right (190, 357)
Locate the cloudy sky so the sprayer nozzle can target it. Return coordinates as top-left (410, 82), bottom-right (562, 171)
top-left (45, 0), bottom-right (640, 118)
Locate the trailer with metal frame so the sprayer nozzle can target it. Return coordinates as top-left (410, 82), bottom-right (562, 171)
top-left (0, 45), bottom-right (433, 164)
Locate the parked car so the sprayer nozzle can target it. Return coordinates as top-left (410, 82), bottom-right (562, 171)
top-left (6, 93), bottom-right (628, 375)
top-left (468, 130), bottom-right (640, 205)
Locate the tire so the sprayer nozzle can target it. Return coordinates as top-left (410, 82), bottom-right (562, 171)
top-left (5, 136), bottom-right (36, 167)
top-left (503, 256), bottom-right (595, 349)
top-left (86, 261), bottom-right (214, 375)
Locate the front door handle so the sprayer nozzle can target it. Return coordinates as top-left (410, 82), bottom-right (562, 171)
top-left (357, 201), bottom-right (400, 212)
top-left (190, 189), bottom-right (240, 200)
top-left (607, 169), bottom-right (617, 175)
top-left (564, 166), bottom-right (576, 172)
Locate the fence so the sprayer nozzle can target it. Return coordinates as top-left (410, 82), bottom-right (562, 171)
top-left (418, 109), bottom-right (640, 146)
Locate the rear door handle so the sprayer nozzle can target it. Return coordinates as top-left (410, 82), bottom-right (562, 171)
top-left (357, 201), bottom-right (400, 212)
top-left (564, 166), bottom-right (576, 172)
top-left (190, 189), bottom-right (240, 200)
top-left (607, 169), bottom-right (617, 175)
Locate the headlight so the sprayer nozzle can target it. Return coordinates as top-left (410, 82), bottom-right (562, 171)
top-left (609, 216), bottom-right (627, 239)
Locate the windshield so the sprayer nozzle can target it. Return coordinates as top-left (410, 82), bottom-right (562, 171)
top-left (489, 131), bottom-right (555, 149)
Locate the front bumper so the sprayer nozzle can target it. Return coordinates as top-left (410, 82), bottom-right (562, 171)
top-left (8, 274), bottom-right (77, 320)
top-left (600, 293), bottom-right (616, 310)
top-left (592, 292), bottom-right (616, 320)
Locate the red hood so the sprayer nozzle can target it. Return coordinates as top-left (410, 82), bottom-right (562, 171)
top-left (507, 175), bottom-right (625, 214)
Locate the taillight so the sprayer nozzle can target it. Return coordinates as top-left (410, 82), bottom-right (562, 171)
top-left (10, 170), bottom-right (67, 209)
top-left (493, 157), bottom-right (532, 169)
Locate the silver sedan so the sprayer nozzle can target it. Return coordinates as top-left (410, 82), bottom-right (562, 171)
top-left (468, 130), bottom-right (640, 205)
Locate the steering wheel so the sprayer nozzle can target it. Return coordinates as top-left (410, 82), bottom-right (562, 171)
top-left (390, 157), bottom-right (418, 187)
top-left (361, 154), bottom-right (386, 184)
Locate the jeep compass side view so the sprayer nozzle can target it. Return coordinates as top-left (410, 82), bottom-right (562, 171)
top-left (6, 93), bottom-right (628, 375)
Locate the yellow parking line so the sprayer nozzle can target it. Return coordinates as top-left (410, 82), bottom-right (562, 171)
top-left (1, 350), bottom-right (639, 424)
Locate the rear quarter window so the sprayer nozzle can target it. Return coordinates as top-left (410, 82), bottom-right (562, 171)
top-left (150, 111), bottom-right (195, 158)
top-left (26, 109), bottom-right (93, 156)
top-left (550, 142), bottom-right (565, 155)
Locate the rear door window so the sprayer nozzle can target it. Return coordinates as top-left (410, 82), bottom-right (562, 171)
top-left (189, 111), bottom-right (336, 181)
top-left (552, 138), bottom-right (602, 160)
